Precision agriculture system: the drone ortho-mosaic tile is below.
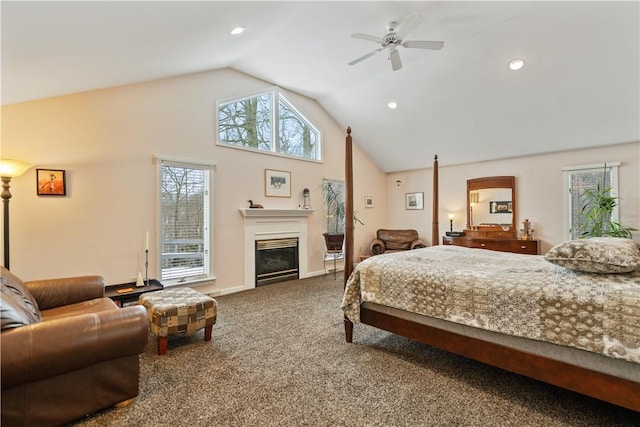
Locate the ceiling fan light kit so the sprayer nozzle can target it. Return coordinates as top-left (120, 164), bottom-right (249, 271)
top-left (348, 14), bottom-right (444, 71)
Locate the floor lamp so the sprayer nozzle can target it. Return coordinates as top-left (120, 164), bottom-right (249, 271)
top-left (0, 159), bottom-right (33, 270)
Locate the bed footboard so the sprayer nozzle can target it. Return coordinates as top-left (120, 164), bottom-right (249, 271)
top-left (358, 305), bottom-right (640, 412)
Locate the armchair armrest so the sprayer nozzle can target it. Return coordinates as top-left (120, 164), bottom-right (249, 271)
top-left (1, 305), bottom-right (148, 390)
top-left (370, 238), bottom-right (386, 255)
top-left (410, 239), bottom-right (427, 250)
top-left (25, 275), bottom-right (105, 310)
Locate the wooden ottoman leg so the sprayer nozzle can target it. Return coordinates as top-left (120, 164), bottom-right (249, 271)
top-left (157, 336), bottom-right (168, 355)
top-left (114, 398), bottom-right (135, 408)
top-left (204, 324), bottom-right (213, 342)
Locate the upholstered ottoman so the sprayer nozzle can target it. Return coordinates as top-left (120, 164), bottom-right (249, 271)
top-left (139, 287), bottom-right (217, 355)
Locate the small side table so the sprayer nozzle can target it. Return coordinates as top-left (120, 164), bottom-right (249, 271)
top-left (105, 279), bottom-right (164, 307)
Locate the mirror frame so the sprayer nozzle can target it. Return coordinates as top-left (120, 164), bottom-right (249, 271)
top-left (467, 176), bottom-right (516, 230)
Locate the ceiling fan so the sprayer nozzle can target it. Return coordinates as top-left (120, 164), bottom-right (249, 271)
top-left (348, 15), bottom-right (444, 71)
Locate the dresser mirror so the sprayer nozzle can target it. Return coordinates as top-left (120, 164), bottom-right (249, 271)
top-left (466, 176), bottom-right (516, 232)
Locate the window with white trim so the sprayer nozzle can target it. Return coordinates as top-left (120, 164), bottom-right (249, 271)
top-left (323, 178), bottom-right (346, 261)
top-left (217, 88), bottom-right (321, 161)
top-left (157, 157), bottom-right (214, 284)
top-left (323, 179), bottom-right (346, 234)
top-left (563, 162), bottom-right (619, 240)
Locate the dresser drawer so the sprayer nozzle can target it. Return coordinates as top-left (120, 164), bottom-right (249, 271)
top-left (443, 236), bottom-right (539, 255)
top-left (509, 240), bottom-right (539, 255)
top-left (443, 237), bottom-right (456, 246)
top-left (470, 239), bottom-right (510, 251)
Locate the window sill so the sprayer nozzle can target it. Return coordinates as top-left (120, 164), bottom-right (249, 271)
top-left (162, 276), bottom-right (216, 287)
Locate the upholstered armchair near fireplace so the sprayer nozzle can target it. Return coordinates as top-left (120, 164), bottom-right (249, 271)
top-left (369, 229), bottom-right (427, 255)
top-left (1, 267), bottom-right (149, 427)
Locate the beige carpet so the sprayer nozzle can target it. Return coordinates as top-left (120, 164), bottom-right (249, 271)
top-left (73, 275), bottom-right (639, 426)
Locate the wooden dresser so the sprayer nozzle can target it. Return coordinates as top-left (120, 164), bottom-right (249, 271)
top-left (442, 233), bottom-right (539, 255)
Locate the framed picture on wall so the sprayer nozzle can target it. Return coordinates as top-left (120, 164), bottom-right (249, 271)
top-left (364, 196), bottom-right (374, 208)
top-left (405, 192), bottom-right (424, 210)
top-left (490, 201), bottom-right (512, 214)
top-left (36, 169), bottom-right (66, 196)
top-left (265, 169), bottom-right (291, 197)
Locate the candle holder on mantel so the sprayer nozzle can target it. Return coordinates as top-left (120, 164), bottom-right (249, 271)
top-left (520, 219), bottom-right (535, 240)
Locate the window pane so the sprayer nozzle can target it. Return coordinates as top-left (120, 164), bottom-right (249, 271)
top-left (279, 98), bottom-right (318, 159)
top-left (217, 89), bottom-right (321, 161)
top-left (218, 93), bottom-right (272, 150)
top-left (161, 164), bottom-right (209, 281)
top-left (324, 179), bottom-right (345, 234)
top-left (568, 168), bottom-right (613, 239)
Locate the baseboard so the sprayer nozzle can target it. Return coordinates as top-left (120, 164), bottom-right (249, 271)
top-left (304, 270), bottom-right (330, 278)
top-left (198, 271), bottom-right (338, 297)
top-left (201, 284), bottom-right (249, 297)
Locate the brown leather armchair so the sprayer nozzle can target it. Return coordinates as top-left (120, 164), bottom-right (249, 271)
top-left (1, 267), bottom-right (149, 427)
top-left (370, 229), bottom-right (427, 255)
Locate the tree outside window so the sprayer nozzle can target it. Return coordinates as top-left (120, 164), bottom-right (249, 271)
top-left (217, 89), bottom-right (320, 161)
top-left (160, 162), bottom-right (211, 283)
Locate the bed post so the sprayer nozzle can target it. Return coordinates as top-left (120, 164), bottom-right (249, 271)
top-left (344, 127), bottom-right (354, 342)
top-left (432, 155), bottom-right (439, 246)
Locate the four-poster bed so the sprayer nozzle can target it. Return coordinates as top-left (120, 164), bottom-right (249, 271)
top-left (341, 127), bottom-right (640, 412)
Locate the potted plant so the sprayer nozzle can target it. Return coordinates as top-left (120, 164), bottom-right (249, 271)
top-left (321, 179), bottom-right (363, 251)
top-left (572, 165), bottom-right (637, 239)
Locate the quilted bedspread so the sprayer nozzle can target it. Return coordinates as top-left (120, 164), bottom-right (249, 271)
top-left (342, 245), bottom-right (640, 364)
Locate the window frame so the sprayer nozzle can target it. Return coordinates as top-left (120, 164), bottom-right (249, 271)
top-left (216, 87), bottom-right (322, 163)
top-left (562, 162), bottom-right (620, 240)
top-left (155, 154), bottom-right (216, 286)
top-left (323, 178), bottom-right (346, 235)
top-left (322, 178), bottom-right (346, 262)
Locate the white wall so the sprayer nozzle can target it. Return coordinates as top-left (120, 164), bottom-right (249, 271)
top-left (3, 67), bottom-right (636, 291)
top-left (387, 142), bottom-right (640, 252)
top-left (1, 68), bottom-right (386, 291)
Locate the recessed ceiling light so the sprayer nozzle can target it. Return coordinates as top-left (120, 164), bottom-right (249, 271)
top-left (509, 58), bottom-right (525, 70)
top-left (230, 26), bottom-right (245, 36)
top-left (387, 101), bottom-right (398, 109)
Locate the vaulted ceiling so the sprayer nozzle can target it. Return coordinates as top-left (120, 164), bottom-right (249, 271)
top-left (2, 1), bottom-right (638, 172)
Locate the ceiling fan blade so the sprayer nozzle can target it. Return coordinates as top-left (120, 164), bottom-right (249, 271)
top-left (351, 33), bottom-right (382, 44)
top-left (389, 49), bottom-right (402, 71)
top-left (348, 48), bottom-right (384, 66)
top-left (402, 40), bottom-right (445, 50)
top-left (396, 14), bottom-right (424, 39)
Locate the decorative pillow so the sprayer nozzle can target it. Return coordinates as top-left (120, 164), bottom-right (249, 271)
top-left (1, 268), bottom-right (42, 330)
top-left (544, 237), bottom-right (640, 273)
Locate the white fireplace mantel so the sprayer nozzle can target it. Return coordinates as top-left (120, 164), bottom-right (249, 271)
top-left (239, 208), bottom-right (314, 218)
top-left (239, 208), bottom-right (314, 290)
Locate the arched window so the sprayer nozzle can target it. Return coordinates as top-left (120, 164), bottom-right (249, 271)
top-left (217, 88), bottom-right (321, 161)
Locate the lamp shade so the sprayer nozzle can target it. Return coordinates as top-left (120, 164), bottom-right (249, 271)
top-left (0, 159), bottom-right (33, 178)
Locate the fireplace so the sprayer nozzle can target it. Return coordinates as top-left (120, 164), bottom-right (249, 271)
top-left (239, 208), bottom-right (313, 290)
top-left (255, 238), bottom-right (299, 286)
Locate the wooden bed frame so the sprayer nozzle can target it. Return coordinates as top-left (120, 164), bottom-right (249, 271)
top-left (341, 127), bottom-right (640, 412)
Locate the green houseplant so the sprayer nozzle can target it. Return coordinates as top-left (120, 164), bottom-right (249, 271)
top-left (572, 166), bottom-right (637, 239)
top-left (320, 179), bottom-right (363, 250)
